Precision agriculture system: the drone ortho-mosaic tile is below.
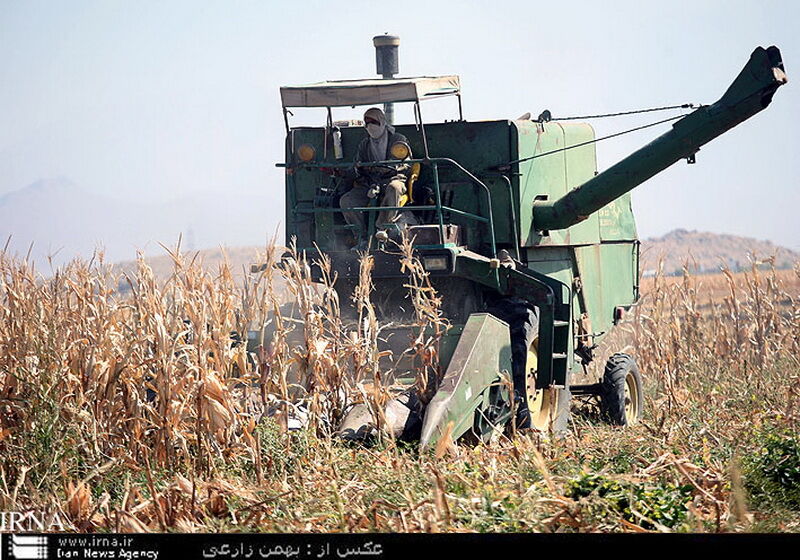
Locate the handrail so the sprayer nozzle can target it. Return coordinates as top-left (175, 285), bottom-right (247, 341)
top-left (283, 157), bottom-right (499, 258)
top-left (481, 172), bottom-right (519, 260)
top-left (295, 204), bottom-right (490, 223)
top-left (426, 157), bottom-right (496, 258)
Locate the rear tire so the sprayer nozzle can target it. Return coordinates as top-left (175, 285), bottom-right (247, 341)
top-left (600, 353), bottom-right (643, 426)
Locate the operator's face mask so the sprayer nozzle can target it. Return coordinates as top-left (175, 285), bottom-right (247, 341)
top-left (366, 122), bottom-right (385, 139)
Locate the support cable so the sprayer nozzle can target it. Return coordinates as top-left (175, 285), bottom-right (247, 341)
top-left (545, 102), bottom-right (702, 121)
top-left (499, 111), bottom-right (697, 171)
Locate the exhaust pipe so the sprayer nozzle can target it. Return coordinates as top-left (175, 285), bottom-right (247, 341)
top-left (373, 34), bottom-right (400, 124)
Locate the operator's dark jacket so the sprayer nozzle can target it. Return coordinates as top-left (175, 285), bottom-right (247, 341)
top-left (353, 131), bottom-right (411, 183)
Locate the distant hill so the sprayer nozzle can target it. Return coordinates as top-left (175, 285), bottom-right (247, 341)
top-left (0, 177), bottom-right (275, 269)
top-left (641, 229), bottom-right (799, 276)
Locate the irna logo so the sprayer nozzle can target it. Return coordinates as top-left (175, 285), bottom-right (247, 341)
top-left (0, 511), bottom-right (69, 534)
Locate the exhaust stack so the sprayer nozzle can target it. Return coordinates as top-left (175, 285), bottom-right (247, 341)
top-left (373, 34), bottom-right (400, 124)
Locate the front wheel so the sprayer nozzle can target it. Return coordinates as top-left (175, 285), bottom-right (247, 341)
top-left (599, 353), bottom-right (643, 426)
top-left (488, 298), bottom-right (570, 437)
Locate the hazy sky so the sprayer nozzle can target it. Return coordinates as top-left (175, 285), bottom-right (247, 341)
top-left (1, 1), bottom-right (798, 250)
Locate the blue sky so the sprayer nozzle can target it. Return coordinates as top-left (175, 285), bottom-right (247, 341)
top-left (1, 0), bottom-right (798, 249)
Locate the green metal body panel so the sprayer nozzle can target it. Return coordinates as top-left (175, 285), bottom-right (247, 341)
top-left (514, 121), bottom-right (609, 247)
top-left (599, 192), bottom-right (637, 241)
top-left (573, 243), bottom-right (638, 331)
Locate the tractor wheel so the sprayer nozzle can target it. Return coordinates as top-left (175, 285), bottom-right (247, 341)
top-left (600, 353), bottom-right (643, 426)
top-left (488, 298), bottom-right (570, 436)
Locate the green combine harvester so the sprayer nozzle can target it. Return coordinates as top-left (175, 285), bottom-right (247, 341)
top-left (256, 43), bottom-right (786, 449)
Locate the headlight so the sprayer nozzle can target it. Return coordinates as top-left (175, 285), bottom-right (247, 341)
top-left (390, 141), bottom-right (411, 160)
top-left (296, 144), bottom-right (316, 162)
top-left (423, 256), bottom-right (449, 271)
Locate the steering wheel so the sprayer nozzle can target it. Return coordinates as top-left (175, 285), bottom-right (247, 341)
top-left (356, 162), bottom-right (399, 174)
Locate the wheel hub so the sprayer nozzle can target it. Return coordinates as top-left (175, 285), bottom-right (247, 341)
top-left (525, 338), bottom-right (554, 431)
top-left (624, 371), bottom-right (640, 425)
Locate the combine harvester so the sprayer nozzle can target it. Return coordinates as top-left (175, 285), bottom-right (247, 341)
top-left (252, 39), bottom-right (786, 448)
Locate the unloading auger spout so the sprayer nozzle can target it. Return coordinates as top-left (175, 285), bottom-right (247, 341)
top-left (532, 46), bottom-right (787, 232)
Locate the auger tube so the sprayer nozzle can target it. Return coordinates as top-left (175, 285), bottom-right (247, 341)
top-left (532, 46), bottom-right (787, 232)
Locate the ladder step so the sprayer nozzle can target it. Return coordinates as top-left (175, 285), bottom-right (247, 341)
top-left (553, 353), bottom-right (568, 359)
top-left (553, 320), bottom-right (570, 328)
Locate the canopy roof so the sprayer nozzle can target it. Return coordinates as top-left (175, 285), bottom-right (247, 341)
top-left (280, 75), bottom-right (460, 108)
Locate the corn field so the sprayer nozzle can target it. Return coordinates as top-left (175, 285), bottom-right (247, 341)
top-left (0, 244), bottom-right (798, 533)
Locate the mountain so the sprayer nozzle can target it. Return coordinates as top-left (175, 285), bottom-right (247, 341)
top-left (0, 177), bottom-right (136, 268)
top-left (641, 229), bottom-right (799, 276)
top-left (0, 177), bottom-right (275, 269)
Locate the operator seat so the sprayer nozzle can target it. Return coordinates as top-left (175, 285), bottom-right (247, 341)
top-left (397, 162), bottom-right (421, 207)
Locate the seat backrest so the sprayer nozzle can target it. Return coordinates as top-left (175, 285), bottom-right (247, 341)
top-left (405, 162), bottom-right (421, 203)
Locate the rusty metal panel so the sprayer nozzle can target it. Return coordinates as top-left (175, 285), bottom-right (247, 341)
top-left (515, 121), bottom-right (598, 247)
top-left (573, 242), bottom-right (638, 350)
top-left (515, 120), bottom-right (568, 247)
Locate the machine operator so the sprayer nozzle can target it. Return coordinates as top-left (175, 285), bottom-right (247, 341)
top-left (339, 107), bottom-right (411, 250)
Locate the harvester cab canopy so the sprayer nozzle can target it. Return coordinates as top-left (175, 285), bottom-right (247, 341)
top-left (279, 75), bottom-right (464, 156)
top-left (279, 75), bottom-right (461, 109)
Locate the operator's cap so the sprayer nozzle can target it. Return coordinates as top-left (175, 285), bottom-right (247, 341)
top-left (364, 107), bottom-right (386, 124)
